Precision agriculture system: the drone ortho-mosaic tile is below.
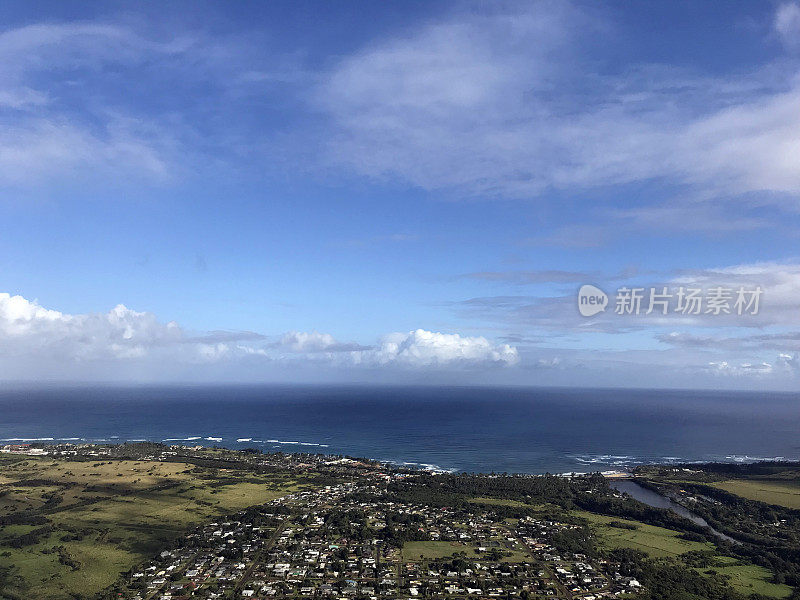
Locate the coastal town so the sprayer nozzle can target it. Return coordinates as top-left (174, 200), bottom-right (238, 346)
top-left (119, 481), bottom-right (641, 600)
top-left (1, 442), bottom-right (642, 599)
top-left (3, 442), bottom-right (800, 600)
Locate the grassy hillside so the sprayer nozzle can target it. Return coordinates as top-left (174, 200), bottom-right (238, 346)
top-left (0, 454), bottom-right (318, 600)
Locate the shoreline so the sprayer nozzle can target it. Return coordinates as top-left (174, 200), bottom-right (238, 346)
top-left (3, 439), bottom-right (799, 479)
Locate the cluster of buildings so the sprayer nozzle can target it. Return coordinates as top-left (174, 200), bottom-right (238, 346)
top-left (118, 480), bottom-right (641, 600)
top-left (9, 441), bottom-right (397, 480)
top-left (0, 443), bottom-right (47, 455)
top-left (515, 519), bottom-right (641, 598)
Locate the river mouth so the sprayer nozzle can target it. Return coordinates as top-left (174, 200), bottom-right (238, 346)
top-left (609, 479), bottom-right (738, 544)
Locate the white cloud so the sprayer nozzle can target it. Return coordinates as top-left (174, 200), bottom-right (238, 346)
top-left (0, 119), bottom-right (171, 185)
top-left (668, 260), bottom-right (800, 328)
top-left (679, 87), bottom-right (800, 197)
top-left (0, 23), bottom-right (197, 187)
top-left (316, 2), bottom-right (800, 209)
top-left (706, 360), bottom-right (775, 377)
top-left (0, 87), bottom-right (48, 109)
top-left (275, 331), bottom-right (370, 353)
top-left (0, 293), bottom-right (517, 379)
top-left (440, 257), bottom-right (800, 388)
top-left (777, 352), bottom-right (800, 373)
top-left (1, 291), bottom-right (796, 387)
top-left (0, 293), bottom-right (183, 361)
top-left (775, 3), bottom-right (800, 48)
top-left (364, 329), bottom-right (519, 368)
top-left (4, 6), bottom-right (798, 209)
top-left (659, 330), bottom-right (800, 354)
top-left (453, 259), bottom-right (800, 336)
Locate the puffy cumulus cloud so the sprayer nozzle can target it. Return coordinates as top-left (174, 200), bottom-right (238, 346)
top-left (535, 357), bottom-right (562, 369)
top-left (0, 293), bottom-right (183, 361)
top-left (0, 293), bottom-right (518, 380)
top-left (364, 329), bottom-right (519, 368)
top-left (5, 292), bottom-right (798, 388)
top-left (0, 292), bottom-right (64, 325)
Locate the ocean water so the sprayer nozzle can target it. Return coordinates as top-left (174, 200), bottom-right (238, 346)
top-left (1, 385), bottom-right (798, 474)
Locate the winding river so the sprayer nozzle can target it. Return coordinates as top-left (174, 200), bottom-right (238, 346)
top-left (609, 479), bottom-right (739, 544)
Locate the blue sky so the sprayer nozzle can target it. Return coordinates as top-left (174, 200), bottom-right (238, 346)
top-left (1, 1), bottom-right (800, 388)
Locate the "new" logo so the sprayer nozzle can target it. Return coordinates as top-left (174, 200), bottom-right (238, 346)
top-left (578, 284), bottom-right (608, 317)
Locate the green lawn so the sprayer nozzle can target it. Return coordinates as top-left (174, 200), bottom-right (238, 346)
top-left (402, 540), bottom-right (480, 561)
top-left (402, 539), bottom-right (531, 563)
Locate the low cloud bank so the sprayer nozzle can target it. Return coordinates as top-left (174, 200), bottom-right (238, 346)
top-left (0, 293), bottom-right (518, 380)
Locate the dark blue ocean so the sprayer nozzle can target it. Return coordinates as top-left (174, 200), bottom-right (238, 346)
top-left (1, 385), bottom-right (798, 474)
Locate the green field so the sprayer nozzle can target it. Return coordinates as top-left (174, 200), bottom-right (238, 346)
top-left (0, 456), bottom-right (316, 599)
top-left (694, 556), bottom-right (793, 598)
top-left (574, 510), bottom-right (714, 558)
top-left (402, 540), bottom-right (480, 561)
top-left (710, 479), bottom-right (800, 509)
top-left (402, 538), bottom-right (531, 564)
top-left (575, 511), bottom-right (792, 598)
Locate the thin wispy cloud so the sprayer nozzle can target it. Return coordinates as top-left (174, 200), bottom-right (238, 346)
top-left (0, 23), bottom-right (194, 186)
top-left (453, 259), bottom-right (800, 333)
top-left (775, 2), bottom-right (800, 49)
top-left (462, 267), bottom-right (643, 286)
top-left (2, 4), bottom-right (800, 215)
top-left (315, 2), bottom-right (800, 216)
